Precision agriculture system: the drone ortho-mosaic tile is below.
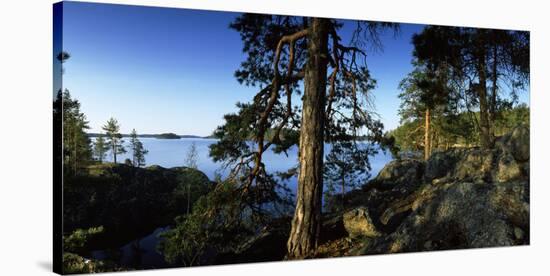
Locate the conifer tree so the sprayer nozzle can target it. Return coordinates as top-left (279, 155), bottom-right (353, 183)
top-left (62, 90), bottom-right (92, 174)
top-left (130, 128), bottom-right (148, 167)
top-left (102, 118), bottom-right (126, 163)
top-left (210, 15), bottom-right (397, 258)
top-left (93, 134), bottom-right (109, 163)
top-left (324, 141), bottom-right (372, 210)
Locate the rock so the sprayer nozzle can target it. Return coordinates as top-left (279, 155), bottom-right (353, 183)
top-left (423, 240), bottom-right (433, 250)
top-left (495, 151), bottom-right (522, 182)
top-left (424, 149), bottom-right (465, 182)
top-left (215, 218), bottom-right (290, 264)
top-left (375, 159), bottom-right (424, 190)
top-left (364, 178), bottom-right (529, 255)
top-left (343, 207), bottom-right (381, 238)
top-left (325, 127), bottom-right (531, 258)
top-left (453, 148), bottom-right (495, 182)
top-left (489, 181), bottom-right (530, 228)
top-left (509, 125), bottom-right (530, 162)
top-left (514, 227), bottom-right (524, 240)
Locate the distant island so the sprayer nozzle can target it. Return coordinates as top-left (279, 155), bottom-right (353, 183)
top-left (157, 133), bottom-right (181, 139)
top-left (87, 132), bottom-right (211, 139)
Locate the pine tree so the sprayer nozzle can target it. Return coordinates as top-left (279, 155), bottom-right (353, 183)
top-left (398, 60), bottom-right (450, 160)
top-left (184, 142), bottom-right (199, 214)
top-left (129, 129), bottom-right (148, 167)
top-left (209, 15), bottom-right (397, 258)
top-left (93, 134), bottom-right (109, 163)
top-left (324, 141), bottom-right (372, 210)
top-left (102, 118), bottom-right (126, 163)
top-left (412, 27), bottom-right (529, 149)
top-left (62, 90), bottom-right (92, 174)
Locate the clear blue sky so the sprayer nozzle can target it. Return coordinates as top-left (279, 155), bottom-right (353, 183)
top-left (58, 1), bottom-right (527, 136)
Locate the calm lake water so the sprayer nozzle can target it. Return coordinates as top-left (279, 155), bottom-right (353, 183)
top-left (91, 137), bottom-right (393, 268)
top-left (99, 137), bottom-right (393, 195)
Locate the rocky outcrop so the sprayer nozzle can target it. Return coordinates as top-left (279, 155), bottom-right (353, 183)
top-left (220, 126), bottom-right (529, 260)
top-left (323, 125), bottom-right (529, 257)
top-left (374, 159), bottom-right (425, 192)
top-left (343, 207), bottom-right (382, 238)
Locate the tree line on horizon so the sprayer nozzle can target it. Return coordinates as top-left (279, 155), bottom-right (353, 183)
top-left (55, 89), bottom-right (150, 171)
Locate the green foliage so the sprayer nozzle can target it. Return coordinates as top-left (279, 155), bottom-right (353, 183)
top-left (208, 16), bottom-right (396, 239)
top-left (63, 164), bottom-right (212, 244)
top-left (387, 120), bottom-right (423, 155)
top-left (171, 167), bottom-right (212, 216)
top-left (389, 105), bottom-right (529, 155)
top-left (157, 133), bottom-right (180, 139)
top-left (493, 103), bottom-right (530, 136)
top-left (102, 117), bottom-right (126, 163)
top-left (411, 26), bottom-right (529, 148)
top-left (130, 128), bottom-right (148, 167)
top-left (62, 253), bottom-right (96, 274)
top-left (63, 226), bottom-right (105, 253)
top-left (324, 141), bottom-right (375, 211)
top-left (93, 134), bottom-right (109, 163)
top-left (60, 90), bottom-right (93, 175)
top-left (159, 180), bottom-right (253, 266)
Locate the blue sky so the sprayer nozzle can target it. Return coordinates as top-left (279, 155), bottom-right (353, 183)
top-left (58, 1), bottom-right (527, 136)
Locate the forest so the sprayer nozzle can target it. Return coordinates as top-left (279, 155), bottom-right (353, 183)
top-left (55, 13), bottom-right (529, 274)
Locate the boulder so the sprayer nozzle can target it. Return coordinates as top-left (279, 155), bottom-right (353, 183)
top-left (343, 207), bottom-right (381, 238)
top-left (364, 179), bottom-right (529, 254)
top-left (508, 125), bottom-right (530, 162)
top-left (325, 127), bottom-right (531, 257)
top-left (375, 159), bottom-right (424, 190)
top-left (494, 151), bottom-right (523, 183)
top-left (453, 148), bottom-right (495, 182)
top-left (424, 149), bottom-right (465, 182)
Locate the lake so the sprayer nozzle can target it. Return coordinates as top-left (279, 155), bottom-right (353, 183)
top-left (99, 137), bottom-right (393, 195)
top-left (90, 137), bottom-right (393, 268)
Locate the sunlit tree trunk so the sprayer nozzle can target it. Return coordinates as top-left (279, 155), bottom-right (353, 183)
top-left (287, 17), bottom-right (329, 259)
top-left (424, 108), bottom-right (431, 161)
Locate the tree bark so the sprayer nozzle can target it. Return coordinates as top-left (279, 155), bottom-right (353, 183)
top-left (424, 108), bottom-right (431, 161)
top-left (113, 142), bottom-right (117, 164)
top-left (490, 43), bottom-right (498, 126)
top-left (187, 183), bottom-right (190, 215)
top-left (341, 170), bottom-right (346, 209)
top-left (287, 17), bottom-right (329, 259)
top-left (476, 32), bottom-right (492, 149)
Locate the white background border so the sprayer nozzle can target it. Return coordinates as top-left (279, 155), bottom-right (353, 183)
top-left (0, 0), bottom-right (548, 275)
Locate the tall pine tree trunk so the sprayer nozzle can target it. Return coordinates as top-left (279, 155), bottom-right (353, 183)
top-left (424, 108), bottom-right (431, 161)
top-left (490, 43), bottom-right (498, 129)
top-left (341, 170), bottom-right (346, 209)
top-left (287, 17), bottom-right (329, 259)
top-left (478, 82), bottom-right (491, 148)
top-left (113, 142), bottom-right (117, 164)
top-left (476, 33), bottom-right (492, 149)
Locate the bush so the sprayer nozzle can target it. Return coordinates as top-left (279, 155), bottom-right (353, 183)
top-left (159, 181), bottom-right (253, 266)
top-left (63, 226), bottom-right (104, 253)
